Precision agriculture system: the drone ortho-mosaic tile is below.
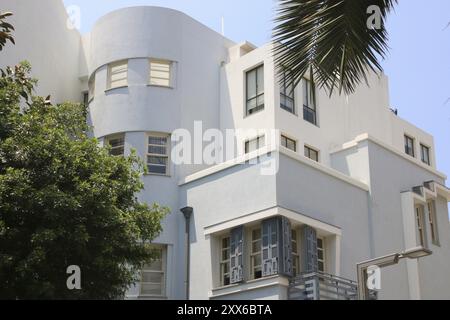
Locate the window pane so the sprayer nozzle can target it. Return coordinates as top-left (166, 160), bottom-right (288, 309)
top-left (247, 69), bottom-right (257, 99)
top-left (149, 136), bottom-right (167, 146)
top-left (148, 145), bottom-right (167, 155)
top-left (141, 272), bottom-right (163, 283)
top-left (141, 283), bottom-right (162, 296)
top-left (257, 65), bottom-right (264, 95)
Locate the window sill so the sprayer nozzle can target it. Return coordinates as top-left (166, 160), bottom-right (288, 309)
top-left (244, 108), bottom-right (265, 119)
top-left (104, 85), bottom-right (129, 93)
top-left (137, 295), bottom-right (168, 300)
top-left (147, 84), bottom-right (174, 89)
top-left (144, 173), bottom-right (171, 178)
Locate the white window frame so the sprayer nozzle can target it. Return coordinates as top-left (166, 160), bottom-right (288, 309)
top-left (245, 135), bottom-right (265, 154)
top-left (220, 236), bottom-right (231, 287)
top-left (107, 60), bottom-right (128, 90)
top-left (105, 134), bottom-right (125, 157)
top-left (149, 59), bottom-right (172, 88)
top-left (146, 133), bottom-right (170, 176)
top-left (304, 145), bottom-right (319, 162)
top-left (140, 246), bottom-right (167, 298)
top-left (317, 237), bottom-right (326, 273)
top-left (427, 200), bottom-right (439, 246)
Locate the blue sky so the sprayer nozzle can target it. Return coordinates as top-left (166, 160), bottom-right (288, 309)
top-left (64, 0), bottom-right (450, 177)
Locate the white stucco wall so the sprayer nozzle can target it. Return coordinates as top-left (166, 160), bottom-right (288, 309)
top-left (0, 0), bottom-right (83, 103)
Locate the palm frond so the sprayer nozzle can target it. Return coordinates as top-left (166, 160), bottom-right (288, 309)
top-left (273, 0), bottom-right (397, 95)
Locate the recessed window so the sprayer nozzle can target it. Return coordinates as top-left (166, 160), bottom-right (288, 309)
top-left (250, 228), bottom-right (262, 280)
top-left (415, 206), bottom-right (426, 247)
top-left (427, 201), bottom-right (439, 246)
top-left (150, 60), bottom-right (171, 87)
top-left (83, 91), bottom-right (89, 106)
top-left (105, 134), bottom-right (125, 157)
top-left (107, 60), bottom-right (128, 90)
top-left (245, 136), bottom-right (265, 154)
top-left (420, 144), bottom-right (430, 165)
top-left (220, 237), bottom-right (231, 286)
top-left (317, 238), bottom-right (325, 272)
top-left (140, 246), bottom-right (166, 297)
top-left (304, 145), bottom-right (319, 162)
top-left (302, 78), bottom-right (317, 125)
top-left (404, 135), bottom-right (415, 157)
top-left (281, 135), bottom-right (296, 152)
top-left (147, 135), bottom-right (169, 175)
top-left (88, 75), bottom-right (95, 100)
top-left (246, 65), bottom-right (264, 116)
top-left (280, 68), bottom-right (295, 114)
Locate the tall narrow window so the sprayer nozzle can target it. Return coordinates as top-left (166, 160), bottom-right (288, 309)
top-left (405, 135), bottom-right (415, 157)
top-left (302, 78), bottom-right (317, 125)
top-left (292, 229), bottom-right (300, 277)
top-left (107, 60), bottom-right (128, 89)
top-left (88, 75), bottom-right (95, 100)
top-left (220, 237), bottom-right (231, 286)
top-left (245, 136), bottom-right (265, 154)
top-left (415, 206), bottom-right (426, 247)
top-left (140, 247), bottom-right (166, 297)
top-left (83, 91), bottom-right (89, 106)
top-left (281, 135), bottom-right (296, 152)
top-left (150, 60), bottom-right (171, 87)
top-left (251, 228), bottom-right (262, 280)
top-left (304, 145), bottom-right (319, 162)
top-left (280, 68), bottom-right (295, 114)
top-left (105, 134), bottom-right (125, 157)
top-left (317, 238), bottom-right (325, 273)
top-left (421, 144), bottom-right (431, 165)
top-left (147, 135), bottom-right (169, 175)
top-left (246, 65), bottom-right (264, 115)
top-left (427, 201), bottom-right (439, 246)
top-left (262, 219), bottom-right (279, 277)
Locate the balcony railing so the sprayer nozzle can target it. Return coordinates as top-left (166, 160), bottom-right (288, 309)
top-left (288, 271), bottom-right (377, 300)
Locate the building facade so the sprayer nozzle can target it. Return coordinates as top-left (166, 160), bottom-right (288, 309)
top-left (2, 1), bottom-right (450, 300)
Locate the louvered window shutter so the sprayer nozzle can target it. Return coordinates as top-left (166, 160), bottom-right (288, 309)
top-left (301, 225), bottom-right (318, 272)
top-left (279, 216), bottom-right (293, 276)
top-left (230, 226), bottom-right (244, 283)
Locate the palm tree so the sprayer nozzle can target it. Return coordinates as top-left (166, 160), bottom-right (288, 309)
top-left (0, 12), bottom-right (14, 51)
top-left (273, 0), bottom-right (397, 95)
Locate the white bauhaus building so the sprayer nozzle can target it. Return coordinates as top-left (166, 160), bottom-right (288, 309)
top-left (2, 0), bottom-right (450, 300)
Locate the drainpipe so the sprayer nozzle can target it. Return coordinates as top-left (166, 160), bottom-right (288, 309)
top-left (180, 207), bottom-right (193, 300)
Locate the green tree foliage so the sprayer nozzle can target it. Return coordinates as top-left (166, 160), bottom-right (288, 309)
top-left (0, 63), bottom-right (169, 299)
top-left (0, 12), bottom-right (14, 51)
top-left (273, 0), bottom-right (397, 95)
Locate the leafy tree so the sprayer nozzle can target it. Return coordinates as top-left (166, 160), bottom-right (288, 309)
top-left (0, 63), bottom-right (169, 299)
top-left (273, 0), bottom-right (397, 95)
top-left (0, 12), bottom-right (14, 51)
